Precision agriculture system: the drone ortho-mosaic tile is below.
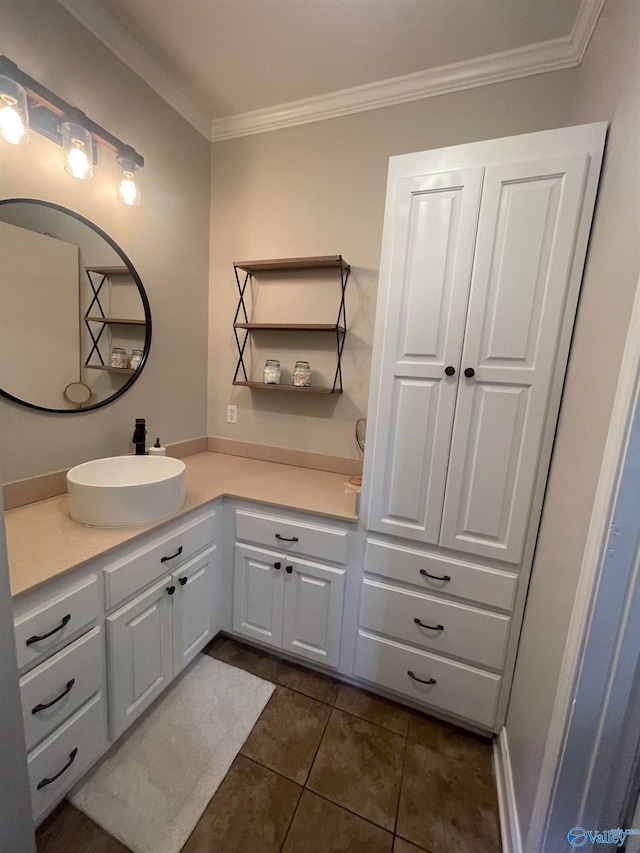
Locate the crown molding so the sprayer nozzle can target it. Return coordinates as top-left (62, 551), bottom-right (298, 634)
top-left (210, 0), bottom-right (605, 142)
top-left (56, 0), bottom-right (604, 144)
top-left (56, 0), bottom-right (211, 138)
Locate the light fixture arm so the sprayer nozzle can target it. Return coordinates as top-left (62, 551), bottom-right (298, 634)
top-left (0, 55), bottom-right (144, 168)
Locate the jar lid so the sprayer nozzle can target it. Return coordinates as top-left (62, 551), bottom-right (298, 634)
top-left (294, 360), bottom-right (310, 367)
top-left (265, 359), bottom-right (280, 366)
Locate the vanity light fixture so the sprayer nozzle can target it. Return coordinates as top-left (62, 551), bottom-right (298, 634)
top-left (116, 147), bottom-right (141, 206)
top-left (62, 114), bottom-right (94, 180)
top-left (0, 73), bottom-right (29, 145)
top-left (0, 55), bottom-right (143, 202)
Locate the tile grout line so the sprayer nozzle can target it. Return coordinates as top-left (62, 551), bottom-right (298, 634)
top-left (393, 727), bottom-right (410, 839)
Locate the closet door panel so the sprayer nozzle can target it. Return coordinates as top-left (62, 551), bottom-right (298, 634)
top-left (368, 168), bottom-right (483, 544)
top-left (440, 154), bottom-right (589, 563)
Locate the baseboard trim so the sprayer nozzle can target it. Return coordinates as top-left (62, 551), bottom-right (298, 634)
top-left (494, 727), bottom-right (523, 853)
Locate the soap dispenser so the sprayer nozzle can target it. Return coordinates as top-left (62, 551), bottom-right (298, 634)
top-left (148, 437), bottom-right (166, 457)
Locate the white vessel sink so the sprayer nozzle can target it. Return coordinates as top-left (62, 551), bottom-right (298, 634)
top-left (67, 455), bottom-right (186, 527)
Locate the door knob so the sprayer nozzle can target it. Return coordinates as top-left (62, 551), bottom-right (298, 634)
top-left (444, 366), bottom-right (456, 376)
top-left (464, 367), bottom-right (475, 378)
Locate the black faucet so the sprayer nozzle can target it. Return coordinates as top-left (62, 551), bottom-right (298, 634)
top-left (132, 418), bottom-right (147, 455)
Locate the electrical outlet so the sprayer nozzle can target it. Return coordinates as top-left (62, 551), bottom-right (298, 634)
top-left (227, 404), bottom-right (237, 424)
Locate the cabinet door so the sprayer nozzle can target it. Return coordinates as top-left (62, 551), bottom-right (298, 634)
top-left (233, 544), bottom-right (284, 650)
top-left (107, 576), bottom-right (173, 739)
top-left (440, 154), bottom-right (590, 564)
top-left (172, 546), bottom-right (215, 674)
top-left (282, 557), bottom-right (345, 668)
top-left (367, 168), bottom-right (483, 544)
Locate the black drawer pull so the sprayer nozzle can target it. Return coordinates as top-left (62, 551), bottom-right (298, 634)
top-left (419, 569), bottom-right (451, 582)
top-left (179, 576), bottom-right (188, 586)
top-left (275, 533), bottom-right (299, 542)
top-left (407, 670), bottom-right (436, 686)
top-left (274, 562), bottom-right (282, 570)
top-left (26, 614), bottom-right (71, 646)
top-left (36, 747), bottom-right (78, 789)
top-left (32, 679), bottom-right (76, 714)
top-left (285, 565), bottom-right (293, 574)
top-left (166, 585), bottom-right (176, 595)
top-left (414, 618), bottom-right (444, 631)
top-left (161, 546), bottom-right (183, 563)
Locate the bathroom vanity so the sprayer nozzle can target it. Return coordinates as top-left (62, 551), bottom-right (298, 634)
top-left (8, 451), bottom-right (359, 824)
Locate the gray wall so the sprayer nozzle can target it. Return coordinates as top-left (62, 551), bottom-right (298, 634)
top-left (0, 0), bottom-right (211, 482)
top-left (505, 0), bottom-right (640, 844)
top-left (207, 69), bottom-right (580, 458)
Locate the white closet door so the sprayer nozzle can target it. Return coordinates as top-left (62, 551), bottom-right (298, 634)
top-left (368, 168), bottom-right (483, 543)
top-left (440, 154), bottom-right (589, 563)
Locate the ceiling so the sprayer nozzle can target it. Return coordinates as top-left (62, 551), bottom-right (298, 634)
top-left (57, 0), bottom-right (602, 140)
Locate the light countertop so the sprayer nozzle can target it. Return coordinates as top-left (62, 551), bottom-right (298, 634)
top-left (6, 451), bottom-right (359, 598)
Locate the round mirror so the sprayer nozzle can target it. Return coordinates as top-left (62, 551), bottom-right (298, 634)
top-left (0, 199), bottom-right (151, 413)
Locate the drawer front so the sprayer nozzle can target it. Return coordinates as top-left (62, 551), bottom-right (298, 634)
top-left (104, 508), bottom-right (216, 610)
top-left (14, 576), bottom-right (100, 671)
top-left (354, 630), bottom-right (501, 730)
top-left (28, 692), bottom-right (107, 823)
top-left (360, 580), bottom-right (510, 670)
top-left (20, 627), bottom-right (102, 751)
top-left (236, 509), bottom-right (347, 564)
top-left (365, 539), bottom-right (517, 611)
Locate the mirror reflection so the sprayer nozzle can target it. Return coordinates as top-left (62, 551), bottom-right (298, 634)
top-left (0, 199), bottom-right (151, 412)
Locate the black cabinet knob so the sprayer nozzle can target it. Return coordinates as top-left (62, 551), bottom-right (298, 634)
top-left (179, 577), bottom-right (187, 586)
top-left (285, 565), bottom-right (293, 574)
top-left (444, 366), bottom-right (456, 376)
top-left (274, 562), bottom-right (282, 570)
top-left (166, 585), bottom-right (176, 595)
top-left (464, 367), bottom-right (475, 378)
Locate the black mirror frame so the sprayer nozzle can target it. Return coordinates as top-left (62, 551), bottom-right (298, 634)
top-left (0, 198), bottom-right (152, 414)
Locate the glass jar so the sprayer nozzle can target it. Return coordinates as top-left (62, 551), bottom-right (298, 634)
top-left (263, 359), bottom-right (281, 384)
top-left (130, 349), bottom-right (143, 370)
top-left (110, 347), bottom-right (127, 369)
top-left (292, 360), bottom-right (311, 387)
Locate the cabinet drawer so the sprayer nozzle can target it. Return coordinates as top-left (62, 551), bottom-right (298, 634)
top-left (360, 580), bottom-right (510, 670)
top-left (365, 539), bottom-right (517, 611)
top-left (14, 576), bottom-right (100, 671)
top-left (236, 509), bottom-right (347, 564)
top-left (28, 692), bottom-right (107, 823)
top-left (20, 627), bottom-right (102, 752)
top-left (354, 631), bottom-right (500, 730)
top-left (104, 509), bottom-right (216, 609)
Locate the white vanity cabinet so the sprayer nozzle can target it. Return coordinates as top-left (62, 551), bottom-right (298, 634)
top-left (360, 123), bottom-right (607, 730)
top-left (106, 509), bottom-right (217, 739)
top-left (232, 508), bottom-right (347, 668)
top-left (13, 575), bottom-right (107, 823)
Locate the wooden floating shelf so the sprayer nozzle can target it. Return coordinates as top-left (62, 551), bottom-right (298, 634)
top-left (233, 323), bottom-right (345, 333)
top-left (234, 255), bottom-right (350, 275)
top-left (85, 266), bottom-right (130, 276)
top-left (233, 381), bottom-right (341, 394)
top-left (85, 365), bottom-right (135, 375)
top-left (86, 316), bottom-right (146, 325)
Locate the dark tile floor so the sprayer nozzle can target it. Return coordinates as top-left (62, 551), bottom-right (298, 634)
top-left (36, 635), bottom-right (502, 853)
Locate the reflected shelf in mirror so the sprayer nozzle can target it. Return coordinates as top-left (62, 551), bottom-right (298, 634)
top-left (0, 199), bottom-right (152, 413)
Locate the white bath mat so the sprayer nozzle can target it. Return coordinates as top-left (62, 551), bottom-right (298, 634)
top-left (69, 653), bottom-right (275, 853)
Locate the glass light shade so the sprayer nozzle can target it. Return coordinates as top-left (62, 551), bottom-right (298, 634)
top-left (117, 157), bottom-right (141, 206)
top-left (62, 121), bottom-right (93, 179)
top-left (0, 75), bottom-right (30, 146)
